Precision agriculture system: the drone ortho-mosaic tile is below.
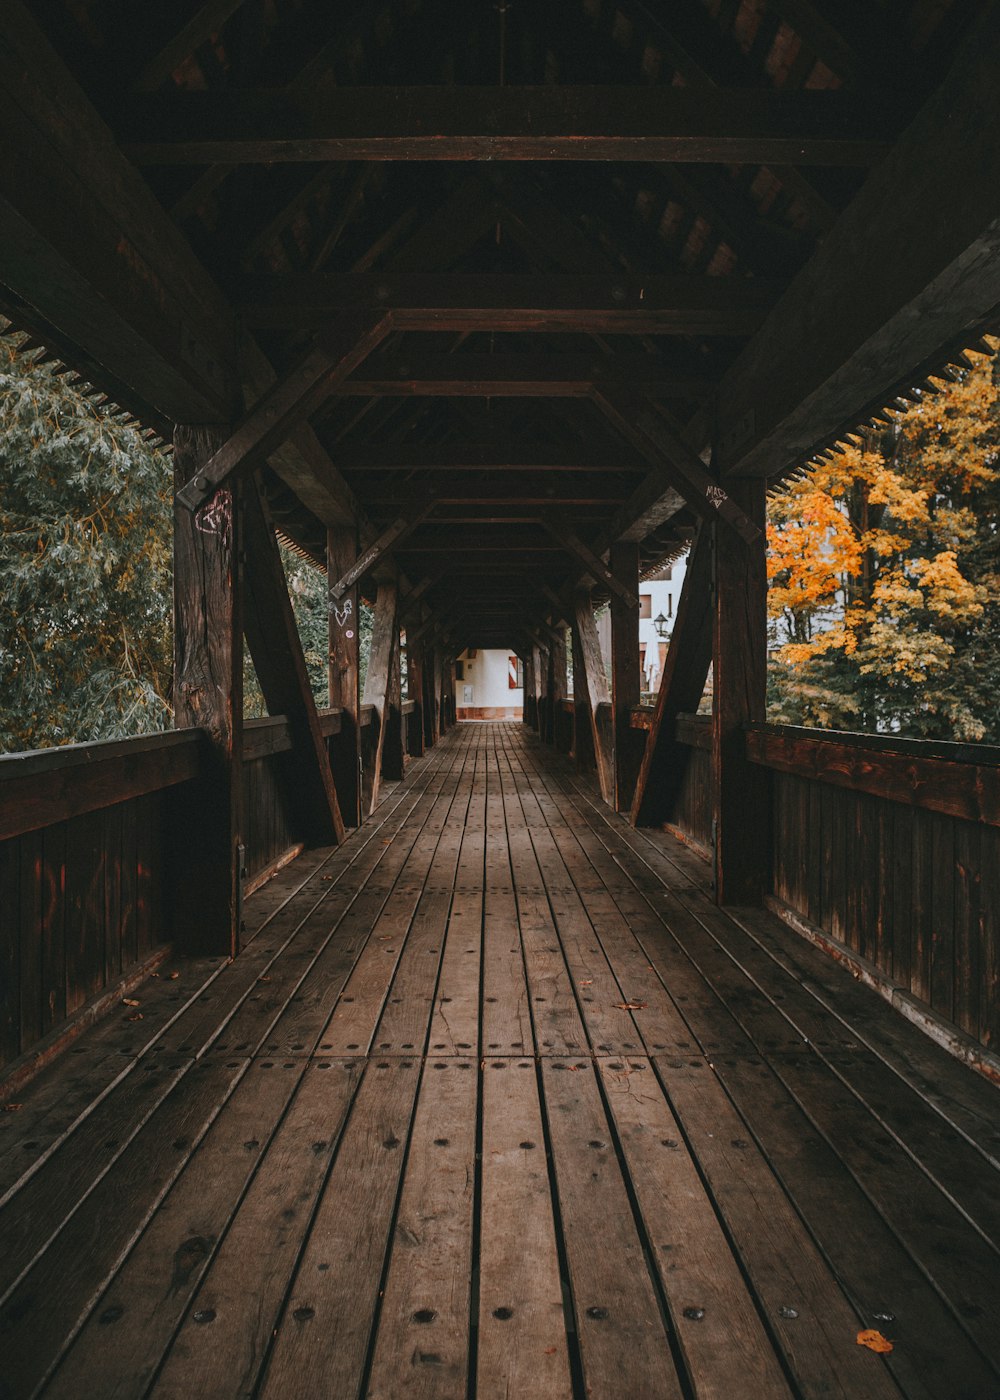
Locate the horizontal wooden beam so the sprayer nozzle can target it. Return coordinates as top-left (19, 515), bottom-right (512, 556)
top-left (336, 353), bottom-right (715, 399)
top-left (239, 274), bottom-right (781, 335)
top-left (363, 484), bottom-right (631, 506)
top-left (0, 731), bottom-right (202, 842)
top-left (335, 445), bottom-right (646, 473)
top-left (747, 724), bottom-right (1000, 827)
top-left (715, 7), bottom-right (1000, 478)
top-left (120, 87), bottom-right (894, 165)
top-left (0, 1), bottom-right (239, 424)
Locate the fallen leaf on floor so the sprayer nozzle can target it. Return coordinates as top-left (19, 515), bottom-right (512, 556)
top-left (321, 875), bottom-right (334, 882)
top-left (169, 972), bottom-right (179, 980)
top-left (544, 1347), bottom-right (557, 1355)
top-left (615, 1001), bottom-right (647, 1011)
top-left (128, 1013), bottom-right (144, 1022)
top-left (122, 998), bottom-right (140, 1007)
top-left (2, 1103), bottom-right (23, 1113)
top-left (856, 1330), bottom-right (893, 1354)
top-left (579, 979), bottom-right (593, 986)
top-left (257, 975), bottom-right (272, 984)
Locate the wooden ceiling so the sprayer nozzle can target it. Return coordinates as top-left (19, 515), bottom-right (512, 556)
top-left (4, 0), bottom-right (993, 649)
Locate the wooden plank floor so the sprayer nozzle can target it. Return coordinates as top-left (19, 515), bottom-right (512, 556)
top-left (2, 723), bottom-right (999, 1400)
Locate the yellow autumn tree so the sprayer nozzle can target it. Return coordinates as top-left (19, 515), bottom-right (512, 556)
top-left (767, 344), bottom-right (1000, 739)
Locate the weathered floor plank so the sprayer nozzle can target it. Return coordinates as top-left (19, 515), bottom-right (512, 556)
top-left (0, 723), bottom-right (996, 1400)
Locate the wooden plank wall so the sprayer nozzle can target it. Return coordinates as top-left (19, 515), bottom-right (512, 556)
top-left (0, 788), bottom-right (172, 1075)
top-left (770, 768), bottom-right (1000, 1056)
top-left (661, 714), bottom-right (713, 856)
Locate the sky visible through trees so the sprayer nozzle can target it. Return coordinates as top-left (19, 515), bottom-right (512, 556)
top-left (2, 328), bottom-right (998, 751)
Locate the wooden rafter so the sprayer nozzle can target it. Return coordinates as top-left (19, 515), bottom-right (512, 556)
top-left (121, 87), bottom-right (894, 165)
top-left (715, 6), bottom-right (1000, 479)
top-left (239, 273), bottom-right (782, 334)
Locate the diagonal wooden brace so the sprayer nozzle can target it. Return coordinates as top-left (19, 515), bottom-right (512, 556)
top-left (591, 388), bottom-right (762, 544)
top-left (544, 512), bottom-right (639, 609)
top-left (177, 310), bottom-right (393, 512)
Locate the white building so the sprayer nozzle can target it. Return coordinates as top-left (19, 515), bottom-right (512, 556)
top-left (452, 549), bottom-right (688, 717)
top-left (593, 551), bottom-right (688, 695)
top-left (453, 648), bottom-right (524, 720)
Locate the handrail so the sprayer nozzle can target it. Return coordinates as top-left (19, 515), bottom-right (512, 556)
top-left (676, 713), bottom-right (711, 750)
top-left (316, 707), bottom-right (344, 738)
top-left (0, 728), bottom-right (203, 842)
top-left (630, 706), bottom-right (655, 730)
top-left (746, 723), bottom-right (1000, 827)
top-left (243, 708), bottom-right (344, 761)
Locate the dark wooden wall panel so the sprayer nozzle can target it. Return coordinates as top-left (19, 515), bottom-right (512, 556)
top-left (0, 788), bottom-right (175, 1075)
top-left (241, 749), bottom-right (302, 888)
top-left (770, 768), bottom-right (1000, 1057)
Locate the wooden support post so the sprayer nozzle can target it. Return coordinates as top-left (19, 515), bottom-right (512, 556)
top-left (328, 524), bottom-right (362, 826)
top-left (243, 478), bottom-right (344, 846)
top-left (712, 483), bottom-right (769, 905)
top-left (405, 629), bottom-right (425, 758)
top-left (632, 529), bottom-right (713, 828)
top-left (533, 643), bottom-right (547, 735)
top-left (549, 626), bottom-right (569, 750)
top-left (522, 649), bottom-right (536, 727)
top-left (420, 640), bottom-right (435, 748)
top-left (430, 643), bottom-right (443, 742)
top-left (610, 541), bottom-right (643, 813)
top-left (571, 593), bottom-right (613, 802)
top-left (172, 425), bottom-right (242, 957)
top-left (362, 580), bottom-right (402, 811)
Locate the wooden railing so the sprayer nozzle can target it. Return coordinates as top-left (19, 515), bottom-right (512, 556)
top-left (0, 730), bottom-right (204, 1078)
top-left (747, 724), bottom-right (1000, 1056)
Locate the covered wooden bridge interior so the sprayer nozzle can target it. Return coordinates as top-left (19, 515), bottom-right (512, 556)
top-left (2, 0), bottom-right (1000, 1396)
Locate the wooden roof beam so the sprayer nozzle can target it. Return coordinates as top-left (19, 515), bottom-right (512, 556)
top-left (239, 273), bottom-right (782, 334)
top-left (716, 7), bottom-right (1000, 480)
top-left (333, 445), bottom-right (646, 472)
top-left (0, 1), bottom-right (239, 424)
top-left (121, 87), bottom-right (894, 165)
top-left (336, 352), bottom-right (714, 400)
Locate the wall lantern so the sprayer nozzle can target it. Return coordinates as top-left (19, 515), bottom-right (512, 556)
top-left (653, 612), bottom-right (669, 638)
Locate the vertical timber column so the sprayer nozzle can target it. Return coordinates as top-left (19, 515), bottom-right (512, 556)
top-left (385, 620), bottom-right (404, 778)
top-left (406, 631), bottom-right (425, 758)
top-left (610, 541), bottom-right (642, 812)
top-left (570, 619), bottom-right (590, 770)
top-left (550, 626), bottom-right (568, 751)
top-left (421, 639), bottom-right (435, 747)
top-left (532, 644), bottom-right (546, 733)
top-left (328, 526), bottom-right (361, 826)
top-left (172, 425), bottom-right (242, 957)
top-left (712, 478), bottom-right (769, 905)
top-left (431, 642), bottom-right (443, 742)
top-left (572, 591), bottom-right (614, 803)
top-left (522, 650), bottom-right (536, 727)
top-left (363, 579), bottom-right (403, 811)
